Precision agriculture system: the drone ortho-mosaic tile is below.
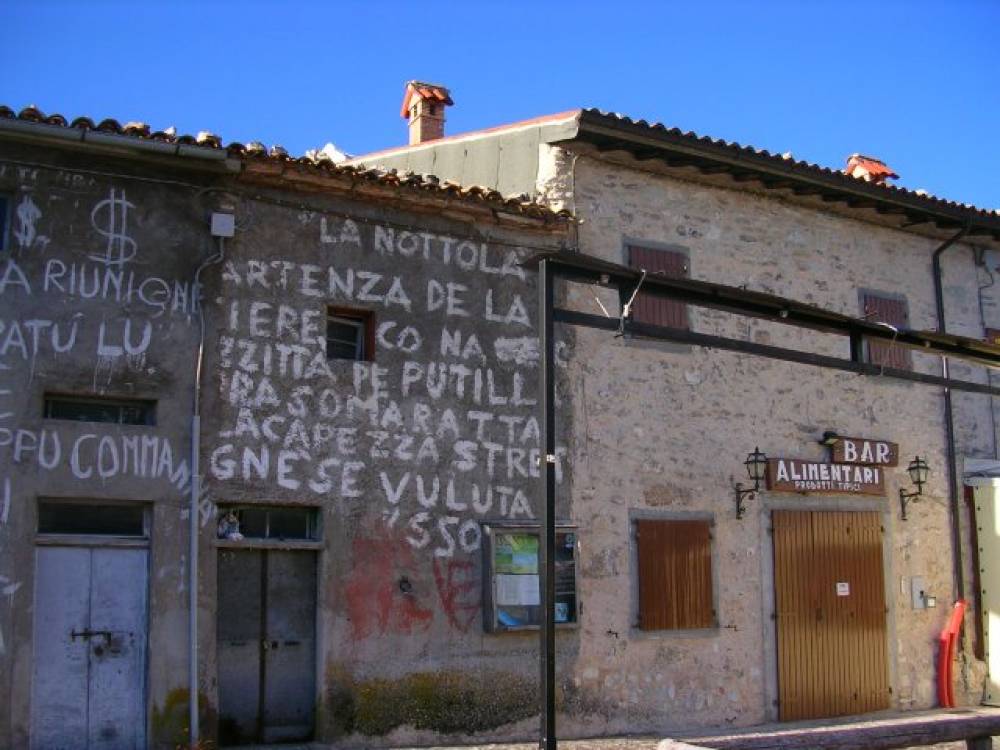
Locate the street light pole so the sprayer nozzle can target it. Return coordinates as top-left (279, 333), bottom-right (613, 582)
top-left (538, 259), bottom-right (557, 750)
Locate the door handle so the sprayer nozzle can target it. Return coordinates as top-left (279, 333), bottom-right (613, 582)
top-left (71, 629), bottom-right (112, 642)
top-left (262, 640), bottom-right (279, 650)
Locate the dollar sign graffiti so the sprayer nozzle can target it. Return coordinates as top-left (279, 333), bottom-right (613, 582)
top-left (13, 196), bottom-right (41, 250)
top-left (89, 188), bottom-right (138, 266)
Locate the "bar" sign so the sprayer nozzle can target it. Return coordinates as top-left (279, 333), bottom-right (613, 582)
top-left (831, 436), bottom-right (898, 467)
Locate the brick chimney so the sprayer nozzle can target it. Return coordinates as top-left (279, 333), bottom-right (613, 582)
top-left (401, 81), bottom-right (453, 145)
top-left (844, 153), bottom-right (899, 185)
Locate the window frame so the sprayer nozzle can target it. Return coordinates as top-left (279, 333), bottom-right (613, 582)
top-left (43, 393), bottom-right (157, 426)
top-left (481, 521), bottom-right (579, 633)
top-left (630, 511), bottom-right (719, 634)
top-left (216, 504), bottom-right (321, 542)
top-left (858, 289), bottom-right (912, 371)
top-left (326, 305), bottom-right (375, 362)
top-left (624, 241), bottom-right (691, 331)
top-left (36, 499), bottom-right (151, 544)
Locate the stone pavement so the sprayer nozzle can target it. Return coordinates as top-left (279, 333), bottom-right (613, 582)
top-left (230, 708), bottom-right (1000, 750)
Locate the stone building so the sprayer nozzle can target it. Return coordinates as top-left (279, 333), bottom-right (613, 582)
top-left (357, 92), bottom-right (1000, 735)
top-left (4, 84), bottom-right (1000, 750)
top-left (0, 105), bottom-right (570, 749)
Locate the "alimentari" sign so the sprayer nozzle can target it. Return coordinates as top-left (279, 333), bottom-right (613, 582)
top-left (766, 458), bottom-right (885, 496)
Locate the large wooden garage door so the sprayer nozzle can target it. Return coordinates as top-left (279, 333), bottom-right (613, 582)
top-left (773, 510), bottom-right (889, 721)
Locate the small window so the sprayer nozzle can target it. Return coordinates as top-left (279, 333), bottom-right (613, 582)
top-left (44, 394), bottom-right (156, 425)
top-left (38, 501), bottom-right (147, 537)
top-left (327, 306), bottom-right (374, 361)
top-left (626, 244), bottom-right (689, 329)
top-left (217, 505), bottom-right (318, 541)
top-left (635, 518), bottom-right (715, 631)
top-left (482, 524), bottom-right (578, 632)
top-left (861, 291), bottom-right (911, 370)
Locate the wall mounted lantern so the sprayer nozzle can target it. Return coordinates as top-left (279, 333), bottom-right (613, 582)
top-left (734, 446), bottom-right (768, 519)
top-left (899, 455), bottom-right (930, 521)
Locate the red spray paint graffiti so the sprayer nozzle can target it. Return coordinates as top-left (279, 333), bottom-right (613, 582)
top-left (433, 557), bottom-right (480, 632)
top-left (344, 536), bottom-right (432, 640)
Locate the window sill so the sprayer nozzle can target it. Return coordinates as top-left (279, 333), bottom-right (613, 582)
top-left (630, 625), bottom-right (721, 640)
top-left (214, 538), bottom-right (323, 551)
top-left (618, 333), bottom-right (693, 355)
top-left (486, 622), bottom-right (580, 634)
top-left (36, 534), bottom-right (149, 548)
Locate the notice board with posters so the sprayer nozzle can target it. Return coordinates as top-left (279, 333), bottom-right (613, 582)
top-left (481, 523), bottom-right (578, 632)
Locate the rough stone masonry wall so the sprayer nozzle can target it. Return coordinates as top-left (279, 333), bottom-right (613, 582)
top-left (197, 185), bottom-right (573, 746)
top-left (536, 146), bottom-right (993, 736)
top-left (0, 144), bottom-right (214, 748)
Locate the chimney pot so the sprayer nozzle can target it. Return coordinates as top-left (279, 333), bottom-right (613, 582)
top-left (401, 81), bottom-right (453, 145)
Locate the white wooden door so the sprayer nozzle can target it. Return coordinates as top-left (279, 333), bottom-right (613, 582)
top-left (31, 546), bottom-right (148, 750)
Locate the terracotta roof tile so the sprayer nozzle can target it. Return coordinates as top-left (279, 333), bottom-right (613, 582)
top-left (580, 108), bottom-right (1000, 220)
top-left (0, 104), bottom-right (570, 223)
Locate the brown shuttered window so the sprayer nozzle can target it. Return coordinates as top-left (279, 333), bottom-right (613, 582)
top-left (636, 519), bottom-right (714, 630)
top-left (861, 292), bottom-right (911, 370)
top-left (627, 245), bottom-right (689, 329)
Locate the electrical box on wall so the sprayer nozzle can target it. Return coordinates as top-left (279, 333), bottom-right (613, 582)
top-left (211, 212), bottom-right (235, 238)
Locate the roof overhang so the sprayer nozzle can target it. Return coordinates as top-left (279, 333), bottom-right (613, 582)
top-left (554, 109), bottom-right (1000, 245)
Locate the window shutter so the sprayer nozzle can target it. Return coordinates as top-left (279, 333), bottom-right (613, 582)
top-left (628, 246), bottom-right (689, 329)
top-left (862, 293), bottom-right (911, 370)
top-left (636, 519), bottom-right (713, 630)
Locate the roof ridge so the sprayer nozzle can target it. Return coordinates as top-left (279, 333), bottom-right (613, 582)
top-left (0, 104), bottom-right (571, 223)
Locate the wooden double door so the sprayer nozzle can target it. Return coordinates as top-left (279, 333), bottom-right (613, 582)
top-left (772, 510), bottom-right (889, 721)
top-left (31, 546), bottom-right (148, 750)
top-left (217, 549), bottom-right (317, 745)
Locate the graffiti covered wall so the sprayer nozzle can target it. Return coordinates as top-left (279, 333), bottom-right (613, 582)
top-left (0, 139), bottom-right (572, 747)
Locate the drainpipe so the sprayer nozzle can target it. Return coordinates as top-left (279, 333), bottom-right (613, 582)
top-left (932, 224), bottom-right (971, 601)
top-left (975, 257), bottom-right (998, 459)
top-left (189, 227), bottom-right (228, 747)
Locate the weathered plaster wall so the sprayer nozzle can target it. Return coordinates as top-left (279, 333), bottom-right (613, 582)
top-left (537, 147), bottom-right (994, 734)
top-left (0, 142), bottom-right (575, 749)
top-left (0, 144), bottom-right (216, 748)
top-left (198, 187), bottom-right (574, 745)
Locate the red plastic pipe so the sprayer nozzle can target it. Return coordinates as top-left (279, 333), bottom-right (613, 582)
top-left (937, 599), bottom-right (967, 707)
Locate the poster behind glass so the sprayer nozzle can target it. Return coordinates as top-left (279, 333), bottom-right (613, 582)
top-left (493, 530), bottom-right (577, 629)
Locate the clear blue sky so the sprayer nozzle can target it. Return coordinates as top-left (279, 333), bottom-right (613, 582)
top-left (2, 1), bottom-right (997, 210)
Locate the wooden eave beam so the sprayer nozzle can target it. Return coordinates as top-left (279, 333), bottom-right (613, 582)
top-left (572, 118), bottom-right (1000, 239)
top-left (695, 164), bottom-right (732, 175)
